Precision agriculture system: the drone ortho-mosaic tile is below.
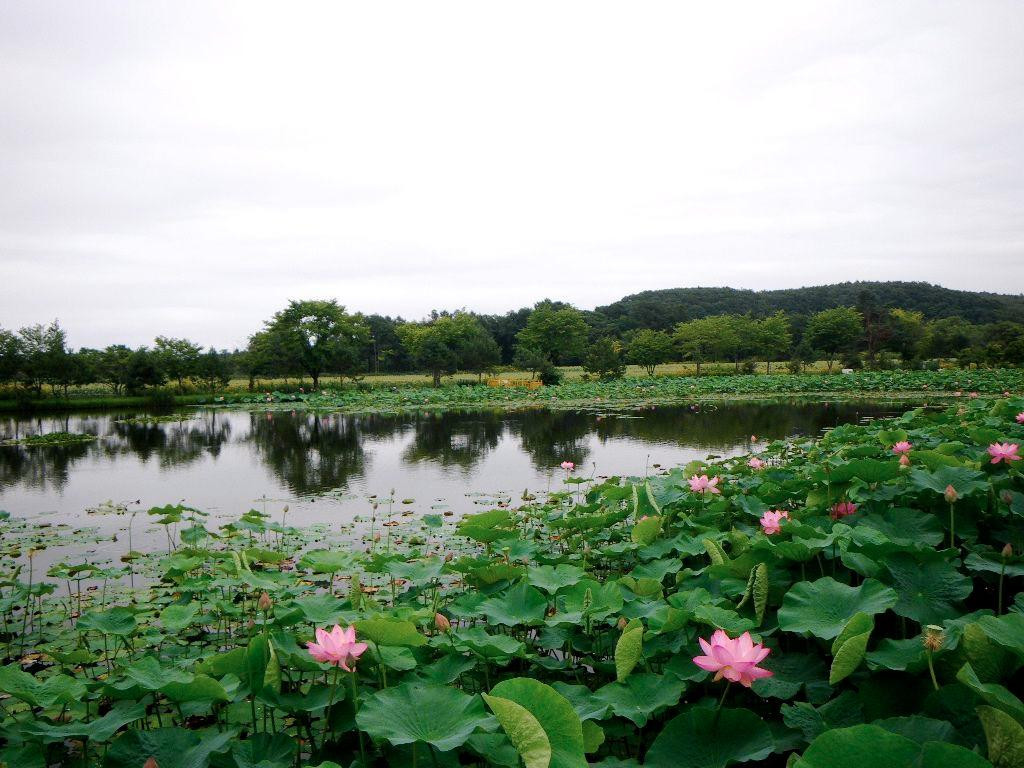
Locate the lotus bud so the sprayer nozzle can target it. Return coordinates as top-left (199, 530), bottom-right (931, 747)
top-left (1002, 543), bottom-right (1014, 558)
top-left (257, 592), bottom-right (272, 612)
top-left (434, 613), bottom-right (451, 632)
top-left (617, 617), bottom-right (628, 630)
top-left (283, 505), bottom-right (289, 514)
top-left (1001, 491), bottom-right (1014, 505)
top-left (246, 618), bottom-right (256, 631)
top-left (899, 454), bottom-right (910, 467)
top-left (144, 758), bottom-right (160, 768)
top-left (923, 625), bottom-right (945, 652)
top-left (944, 485), bottom-right (958, 504)
top-left (444, 552), bottom-right (453, 562)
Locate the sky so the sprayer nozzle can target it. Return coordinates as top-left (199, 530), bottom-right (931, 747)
top-left (1, 1), bottom-right (1023, 350)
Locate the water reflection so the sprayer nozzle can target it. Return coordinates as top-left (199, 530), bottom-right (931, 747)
top-left (246, 411), bottom-right (367, 495)
top-left (0, 400), bottom-right (906, 517)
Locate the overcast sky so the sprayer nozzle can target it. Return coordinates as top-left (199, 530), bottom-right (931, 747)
top-left (2, 1), bottom-right (1023, 349)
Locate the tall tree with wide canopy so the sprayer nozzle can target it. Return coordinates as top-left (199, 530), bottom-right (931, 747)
top-left (398, 313), bottom-right (498, 386)
top-left (804, 307), bottom-right (864, 372)
top-left (262, 300), bottom-right (370, 389)
top-left (515, 301), bottom-right (589, 365)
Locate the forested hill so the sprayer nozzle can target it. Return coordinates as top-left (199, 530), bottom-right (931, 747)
top-left (593, 281), bottom-right (1024, 332)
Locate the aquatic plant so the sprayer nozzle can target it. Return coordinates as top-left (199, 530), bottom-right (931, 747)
top-left (0, 395), bottom-right (1020, 766)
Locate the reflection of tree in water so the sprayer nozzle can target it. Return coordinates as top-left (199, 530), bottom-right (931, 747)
top-left (592, 402), bottom-right (900, 451)
top-left (507, 409), bottom-right (593, 471)
top-left (246, 412), bottom-right (367, 495)
top-left (105, 414), bottom-right (232, 468)
top-left (401, 411), bottom-right (503, 472)
top-left (0, 440), bottom-right (91, 492)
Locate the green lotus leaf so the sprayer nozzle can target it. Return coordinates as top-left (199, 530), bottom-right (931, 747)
top-left (104, 726), bottom-right (235, 768)
top-left (487, 678), bottom-right (587, 768)
top-left (481, 583), bottom-right (548, 627)
top-left (593, 673), bottom-right (686, 727)
top-left (883, 553), bottom-right (972, 625)
top-left (645, 707), bottom-right (773, 768)
top-left (614, 626), bottom-right (643, 683)
top-left (527, 564), bottom-right (586, 594)
top-left (356, 682), bottom-right (492, 752)
top-left (778, 577), bottom-right (897, 640)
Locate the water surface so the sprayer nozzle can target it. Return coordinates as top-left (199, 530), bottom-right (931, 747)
top-left (0, 401), bottom-right (907, 561)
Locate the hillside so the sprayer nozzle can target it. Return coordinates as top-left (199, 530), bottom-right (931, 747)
top-left (593, 281), bottom-right (1024, 332)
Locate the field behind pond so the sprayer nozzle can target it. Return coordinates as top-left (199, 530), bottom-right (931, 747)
top-left (0, 392), bottom-right (1021, 768)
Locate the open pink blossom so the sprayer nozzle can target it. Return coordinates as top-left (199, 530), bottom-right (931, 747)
top-left (830, 501), bottom-right (858, 520)
top-left (891, 441), bottom-right (912, 455)
top-left (988, 443), bottom-right (1021, 464)
top-left (307, 624), bottom-right (367, 671)
top-left (747, 457), bottom-right (765, 470)
top-left (759, 510), bottom-right (789, 535)
top-left (693, 629), bottom-right (773, 687)
top-left (560, 461), bottom-right (575, 471)
top-left (1016, 412), bottom-right (1024, 424)
top-left (688, 474), bottom-right (721, 494)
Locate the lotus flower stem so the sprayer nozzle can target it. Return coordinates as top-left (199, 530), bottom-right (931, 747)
top-left (350, 671), bottom-right (367, 767)
top-left (712, 681), bottom-right (732, 728)
top-left (948, 503), bottom-right (955, 550)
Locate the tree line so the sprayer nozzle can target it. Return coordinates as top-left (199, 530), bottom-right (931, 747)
top-left (2, 290), bottom-right (1023, 397)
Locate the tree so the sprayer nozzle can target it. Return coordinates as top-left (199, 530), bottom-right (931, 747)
top-left (753, 312), bottom-right (792, 374)
top-left (262, 300), bottom-right (370, 389)
top-left (18, 321), bottom-right (68, 395)
top-left (673, 315), bottom-right (738, 375)
top-left (125, 348), bottom-right (165, 394)
top-left (515, 301), bottom-right (589, 365)
top-left (885, 309), bottom-right (925, 362)
top-left (583, 337), bottom-right (626, 380)
top-left (804, 307), bottom-right (863, 372)
top-left (460, 331), bottom-right (501, 382)
top-left (194, 348), bottom-right (231, 391)
top-left (0, 329), bottom-right (22, 388)
top-left (154, 336), bottom-right (202, 391)
top-left (513, 346), bottom-right (549, 380)
top-left (398, 313), bottom-right (497, 386)
top-left (627, 329), bottom-right (674, 375)
top-left (921, 317), bottom-right (977, 359)
top-left (95, 345), bottom-right (135, 395)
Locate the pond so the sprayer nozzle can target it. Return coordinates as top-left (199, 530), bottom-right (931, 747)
top-left (0, 400), bottom-right (909, 564)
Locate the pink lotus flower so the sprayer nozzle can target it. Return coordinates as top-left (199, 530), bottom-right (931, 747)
top-left (560, 461), bottom-right (575, 471)
top-left (759, 510), bottom-right (789, 535)
top-left (891, 441), bottom-right (912, 455)
top-left (969, 392), bottom-right (979, 399)
top-left (688, 474), bottom-right (721, 494)
top-left (899, 454), bottom-right (911, 467)
top-left (307, 624), bottom-right (367, 671)
top-left (830, 501), bottom-right (858, 520)
top-left (988, 443), bottom-right (1021, 464)
top-left (693, 629), bottom-right (773, 687)
top-left (747, 457), bottom-right (765, 470)
top-left (1016, 412), bottom-right (1024, 424)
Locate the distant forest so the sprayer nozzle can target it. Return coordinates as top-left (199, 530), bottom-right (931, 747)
top-left (2, 281), bottom-right (1023, 395)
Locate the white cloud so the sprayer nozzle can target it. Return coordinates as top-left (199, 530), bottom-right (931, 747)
top-left (1, 0), bottom-right (1022, 348)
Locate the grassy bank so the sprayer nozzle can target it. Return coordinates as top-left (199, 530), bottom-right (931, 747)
top-left (2, 368), bottom-right (1022, 416)
top-left (211, 369), bottom-right (1024, 415)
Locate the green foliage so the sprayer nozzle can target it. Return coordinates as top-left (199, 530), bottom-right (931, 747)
top-left (0, 393), bottom-right (1021, 766)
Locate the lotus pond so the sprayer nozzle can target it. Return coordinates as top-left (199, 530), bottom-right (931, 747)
top-left (0, 396), bottom-right (1022, 768)
top-left (0, 400), bottom-right (906, 565)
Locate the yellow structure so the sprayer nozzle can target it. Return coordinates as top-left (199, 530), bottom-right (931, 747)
top-left (486, 378), bottom-right (543, 390)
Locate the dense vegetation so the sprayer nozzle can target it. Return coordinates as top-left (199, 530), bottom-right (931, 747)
top-left (0, 396), bottom-right (1021, 767)
top-left (210, 370), bottom-right (1024, 415)
top-left (2, 283), bottom-right (1023, 404)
